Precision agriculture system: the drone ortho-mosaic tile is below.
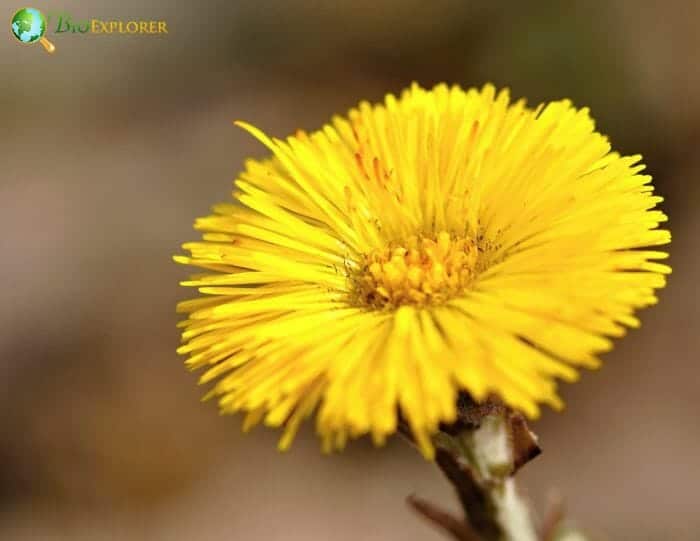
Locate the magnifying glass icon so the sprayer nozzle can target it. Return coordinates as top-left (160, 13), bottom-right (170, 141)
top-left (11, 7), bottom-right (56, 54)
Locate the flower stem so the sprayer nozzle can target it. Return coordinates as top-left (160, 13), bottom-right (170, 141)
top-left (404, 397), bottom-right (543, 541)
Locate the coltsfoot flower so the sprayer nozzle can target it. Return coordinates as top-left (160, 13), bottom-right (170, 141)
top-left (175, 83), bottom-right (670, 458)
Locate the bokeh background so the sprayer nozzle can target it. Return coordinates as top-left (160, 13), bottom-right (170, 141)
top-left (1, 1), bottom-right (698, 539)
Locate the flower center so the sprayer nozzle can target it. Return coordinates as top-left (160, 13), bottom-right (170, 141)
top-left (350, 231), bottom-right (478, 310)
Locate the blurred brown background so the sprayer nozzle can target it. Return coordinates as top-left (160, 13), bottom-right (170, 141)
top-left (1, 1), bottom-right (698, 539)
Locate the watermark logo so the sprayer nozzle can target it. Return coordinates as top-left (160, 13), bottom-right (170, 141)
top-left (10, 7), bottom-right (169, 53)
top-left (54, 13), bottom-right (169, 35)
top-left (11, 7), bottom-right (55, 53)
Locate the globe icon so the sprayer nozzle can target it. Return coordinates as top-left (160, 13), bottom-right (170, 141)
top-left (10, 7), bottom-right (55, 53)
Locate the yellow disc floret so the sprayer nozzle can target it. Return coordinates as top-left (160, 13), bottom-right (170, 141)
top-left (352, 231), bottom-right (478, 309)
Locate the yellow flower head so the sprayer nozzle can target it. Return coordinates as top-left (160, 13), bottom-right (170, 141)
top-left (175, 83), bottom-right (670, 458)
